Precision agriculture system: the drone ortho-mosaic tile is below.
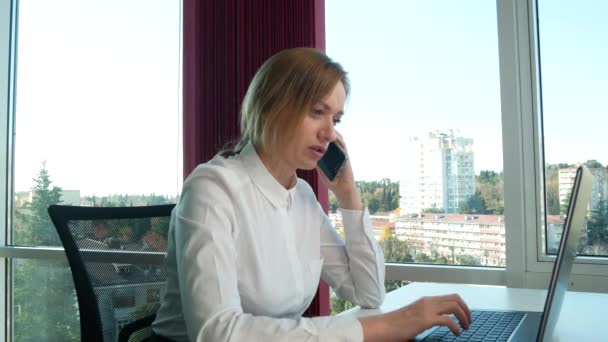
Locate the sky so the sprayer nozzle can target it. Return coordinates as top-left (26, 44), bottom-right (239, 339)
top-left (325, 0), bottom-right (608, 181)
top-left (12, 0), bottom-right (607, 196)
top-left (14, 0), bottom-right (182, 196)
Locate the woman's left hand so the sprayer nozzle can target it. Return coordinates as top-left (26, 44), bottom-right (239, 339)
top-left (316, 132), bottom-right (363, 211)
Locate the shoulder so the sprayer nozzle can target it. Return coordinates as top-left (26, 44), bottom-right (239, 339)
top-left (294, 178), bottom-right (323, 207)
top-left (176, 155), bottom-right (250, 225)
top-left (295, 178), bottom-right (315, 196)
top-left (181, 154), bottom-right (248, 202)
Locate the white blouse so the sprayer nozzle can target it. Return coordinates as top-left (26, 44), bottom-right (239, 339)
top-left (152, 143), bottom-right (385, 341)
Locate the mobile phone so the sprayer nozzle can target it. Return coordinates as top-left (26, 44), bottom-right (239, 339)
top-left (317, 141), bottom-right (348, 181)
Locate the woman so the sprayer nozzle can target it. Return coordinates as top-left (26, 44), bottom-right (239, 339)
top-left (151, 48), bottom-right (470, 341)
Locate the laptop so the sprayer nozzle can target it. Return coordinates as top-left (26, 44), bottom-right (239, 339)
top-left (416, 165), bottom-right (592, 342)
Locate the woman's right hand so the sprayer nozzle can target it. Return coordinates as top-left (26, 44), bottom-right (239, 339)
top-left (359, 293), bottom-right (471, 341)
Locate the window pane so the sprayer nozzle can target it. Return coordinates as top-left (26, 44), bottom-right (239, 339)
top-left (12, 259), bottom-right (80, 341)
top-left (326, 1), bottom-right (504, 271)
top-left (12, 0), bottom-right (182, 246)
top-left (538, 0), bottom-right (608, 256)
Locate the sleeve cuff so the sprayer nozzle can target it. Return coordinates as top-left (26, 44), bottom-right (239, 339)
top-left (315, 315), bottom-right (364, 341)
top-left (340, 207), bottom-right (374, 244)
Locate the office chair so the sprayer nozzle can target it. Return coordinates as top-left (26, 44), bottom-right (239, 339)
top-left (48, 204), bottom-right (175, 342)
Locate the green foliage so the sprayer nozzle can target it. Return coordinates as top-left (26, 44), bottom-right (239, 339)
top-left (475, 170), bottom-right (503, 214)
top-left (414, 253), bottom-right (434, 263)
top-left (544, 165), bottom-right (561, 215)
top-left (82, 193), bottom-right (175, 207)
top-left (384, 280), bottom-right (409, 293)
top-left (584, 159), bottom-right (603, 169)
top-left (18, 161), bottom-right (64, 246)
top-left (330, 294), bottom-right (354, 316)
top-left (478, 170), bottom-right (500, 185)
top-left (330, 233), bottom-right (412, 315)
top-left (328, 192), bottom-right (339, 212)
top-left (560, 189), bottom-right (572, 215)
top-left (14, 162), bottom-right (80, 341)
top-left (14, 260), bottom-right (80, 341)
top-left (587, 200), bottom-right (608, 250)
top-left (355, 178), bottom-right (399, 214)
top-left (379, 235), bottom-right (413, 294)
top-left (456, 255), bottom-right (481, 266)
top-left (413, 252), bottom-right (449, 265)
top-left (459, 191), bottom-right (487, 214)
top-left (379, 235), bottom-right (413, 264)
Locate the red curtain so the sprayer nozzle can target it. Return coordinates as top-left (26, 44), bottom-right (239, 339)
top-left (183, 0), bottom-right (329, 316)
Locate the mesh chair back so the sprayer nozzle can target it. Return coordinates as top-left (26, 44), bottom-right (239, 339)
top-left (48, 204), bottom-right (175, 342)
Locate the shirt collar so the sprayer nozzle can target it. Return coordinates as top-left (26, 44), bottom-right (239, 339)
top-left (239, 143), bottom-right (293, 208)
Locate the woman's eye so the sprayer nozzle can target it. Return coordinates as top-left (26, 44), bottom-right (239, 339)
top-left (332, 118), bottom-right (341, 125)
top-left (313, 109), bottom-right (324, 115)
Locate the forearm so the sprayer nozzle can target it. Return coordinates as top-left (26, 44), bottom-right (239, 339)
top-left (358, 311), bottom-right (414, 342)
top-left (359, 314), bottom-right (391, 342)
top-left (191, 310), bottom-right (363, 341)
top-left (333, 208), bottom-right (386, 308)
top-left (336, 188), bottom-right (364, 211)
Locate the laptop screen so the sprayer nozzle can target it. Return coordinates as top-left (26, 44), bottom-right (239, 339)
top-left (537, 166), bottom-right (592, 341)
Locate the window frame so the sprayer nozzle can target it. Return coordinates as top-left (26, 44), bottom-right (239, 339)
top-left (1, 0), bottom-right (17, 340)
top-left (384, 0), bottom-right (608, 291)
top-left (3, 0), bottom-right (608, 340)
top-left (1, 0), bottom-right (183, 341)
top-left (520, 0), bottom-right (608, 284)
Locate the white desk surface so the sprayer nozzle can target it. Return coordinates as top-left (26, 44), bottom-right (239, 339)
top-left (340, 282), bottom-right (606, 341)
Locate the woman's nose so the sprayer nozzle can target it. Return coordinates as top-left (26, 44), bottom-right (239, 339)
top-left (320, 121), bottom-right (337, 142)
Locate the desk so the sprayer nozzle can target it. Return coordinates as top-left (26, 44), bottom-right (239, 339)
top-left (340, 282), bottom-right (606, 341)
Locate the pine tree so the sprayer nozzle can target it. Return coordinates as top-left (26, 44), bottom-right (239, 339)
top-left (13, 162), bottom-right (80, 341)
top-left (25, 161), bottom-right (64, 246)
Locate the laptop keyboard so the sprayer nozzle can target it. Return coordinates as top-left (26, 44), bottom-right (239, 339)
top-left (422, 310), bottom-right (526, 341)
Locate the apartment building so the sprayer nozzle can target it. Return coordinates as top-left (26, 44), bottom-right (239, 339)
top-left (559, 167), bottom-right (607, 213)
top-left (395, 213), bottom-right (506, 266)
top-left (394, 213), bottom-right (578, 267)
top-left (400, 130), bottom-right (476, 215)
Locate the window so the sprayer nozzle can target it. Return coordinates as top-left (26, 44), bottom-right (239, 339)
top-left (326, 2), bottom-right (504, 268)
top-left (537, 0), bottom-right (608, 257)
top-left (326, 0), bottom-right (505, 315)
top-left (326, 0), bottom-right (608, 314)
top-left (495, 0), bottom-right (608, 291)
top-left (1, 0), bottom-right (182, 340)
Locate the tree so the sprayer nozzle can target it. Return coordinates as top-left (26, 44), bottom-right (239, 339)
top-left (587, 200), bottom-right (608, 251)
top-left (478, 170), bottom-right (499, 185)
top-left (459, 191), bottom-right (486, 214)
top-left (356, 179), bottom-right (400, 214)
top-left (330, 293), bottom-right (354, 316)
top-left (379, 226), bottom-right (393, 241)
top-left (20, 162), bottom-right (64, 246)
top-left (584, 160), bottom-right (603, 169)
top-left (475, 171), bottom-right (504, 214)
top-left (457, 255), bottom-right (481, 266)
top-left (545, 164), bottom-right (561, 215)
top-left (560, 189), bottom-right (572, 215)
top-left (379, 235), bottom-right (413, 293)
top-left (331, 231), bottom-right (413, 315)
top-left (414, 253), bottom-right (434, 263)
top-left (380, 236), bottom-right (413, 264)
top-left (13, 162), bottom-right (80, 341)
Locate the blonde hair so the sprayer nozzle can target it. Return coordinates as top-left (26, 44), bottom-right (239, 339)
top-left (222, 48), bottom-right (349, 157)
